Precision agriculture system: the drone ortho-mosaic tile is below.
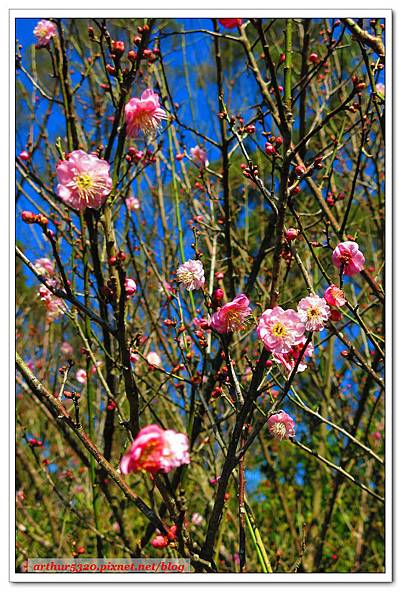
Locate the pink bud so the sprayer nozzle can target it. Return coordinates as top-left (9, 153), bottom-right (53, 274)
top-left (151, 535), bottom-right (168, 549)
top-left (285, 228), bottom-right (299, 242)
top-left (19, 150), bottom-right (30, 161)
top-left (21, 211), bottom-right (37, 224)
top-left (124, 278), bottom-right (137, 297)
top-left (265, 143), bottom-right (276, 156)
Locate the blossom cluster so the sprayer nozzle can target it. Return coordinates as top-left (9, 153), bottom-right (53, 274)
top-left (35, 257), bottom-right (65, 322)
top-left (26, 19), bottom-right (369, 479)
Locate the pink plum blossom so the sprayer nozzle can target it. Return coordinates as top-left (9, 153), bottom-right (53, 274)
top-left (376, 83), bottom-right (385, 96)
top-left (210, 294), bottom-right (251, 334)
top-left (76, 369), bottom-right (87, 384)
top-left (38, 279), bottom-right (65, 321)
top-left (125, 89), bottom-right (167, 137)
top-left (147, 351), bottom-right (162, 368)
top-left (56, 150), bottom-right (112, 211)
top-left (267, 411), bottom-right (296, 440)
top-left (190, 145), bottom-right (209, 169)
top-left (130, 350), bottom-right (139, 364)
top-left (44, 298), bottom-right (64, 321)
top-left (124, 278), bottom-right (137, 297)
top-left (191, 512), bottom-right (203, 526)
top-left (151, 535), bottom-right (168, 549)
top-left (273, 340), bottom-right (314, 374)
top-left (61, 341), bottom-right (73, 356)
top-left (297, 294), bottom-right (330, 332)
top-left (218, 18), bottom-right (243, 28)
top-left (257, 306), bottom-right (305, 354)
top-left (332, 241), bottom-right (365, 276)
top-left (125, 196), bottom-right (141, 211)
top-left (324, 284), bottom-right (346, 308)
top-left (38, 279), bottom-right (57, 303)
top-left (159, 281), bottom-right (174, 297)
top-left (33, 20), bottom-right (57, 47)
top-left (91, 361), bottom-right (103, 375)
top-left (176, 259), bottom-right (205, 291)
top-left (119, 424), bottom-right (190, 475)
top-left (34, 257), bottom-right (54, 276)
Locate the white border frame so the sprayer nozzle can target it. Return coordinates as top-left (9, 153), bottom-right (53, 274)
top-left (9, 8), bottom-right (392, 583)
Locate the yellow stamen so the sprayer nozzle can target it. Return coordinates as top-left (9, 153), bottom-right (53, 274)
top-left (307, 307), bottom-right (320, 319)
top-left (76, 173), bottom-right (94, 191)
top-left (272, 322), bottom-right (287, 337)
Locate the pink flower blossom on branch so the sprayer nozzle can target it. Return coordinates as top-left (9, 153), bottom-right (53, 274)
top-left (297, 294), bottom-right (330, 332)
top-left (130, 350), bottom-right (139, 364)
top-left (176, 259), bottom-right (205, 291)
top-left (76, 369), bottom-right (87, 384)
top-left (273, 340), bottom-right (314, 374)
top-left (45, 298), bottom-right (65, 321)
top-left (38, 280), bottom-right (56, 303)
top-left (125, 89), bottom-right (167, 137)
top-left (38, 279), bottom-right (65, 321)
top-left (257, 306), bottom-right (305, 354)
top-left (210, 293), bottom-right (251, 334)
top-left (151, 535), bottom-right (168, 549)
top-left (159, 281), bottom-right (174, 297)
top-left (324, 284), bottom-right (346, 308)
top-left (124, 278), bottom-right (137, 297)
top-left (125, 196), bottom-right (141, 211)
top-left (332, 241), bottom-right (365, 276)
top-left (191, 512), bottom-right (203, 525)
top-left (146, 351), bottom-right (162, 368)
top-left (190, 145), bottom-right (209, 169)
top-left (33, 20), bottom-right (57, 47)
top-left (34, 257), bottom-right (54, 276)
top-left (120, 424), bottom-right (190, 475)
top-left (61, 342), bottom-right (73, 356)
top-left (56, 150), bottom-right (112, 211)
top-left (267, 411), bottom-right (296, 440)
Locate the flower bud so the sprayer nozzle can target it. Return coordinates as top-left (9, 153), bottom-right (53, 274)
top-left (213, 288), bottom-right (224, 302)
top-left (21, 211), bottom-right (37, 224)
top-left (127, 50), bottom-right (137, 62)
top-left (19, 150), bottom-right (30, 161)
top-left (151, 535), bottom-right (168, 549)
top-left (111, 40), bottom-right (125, 56)
top-left (285, 228), bottom-right (299, 242)
top-left (265, 143), bottom-right (276, 155)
